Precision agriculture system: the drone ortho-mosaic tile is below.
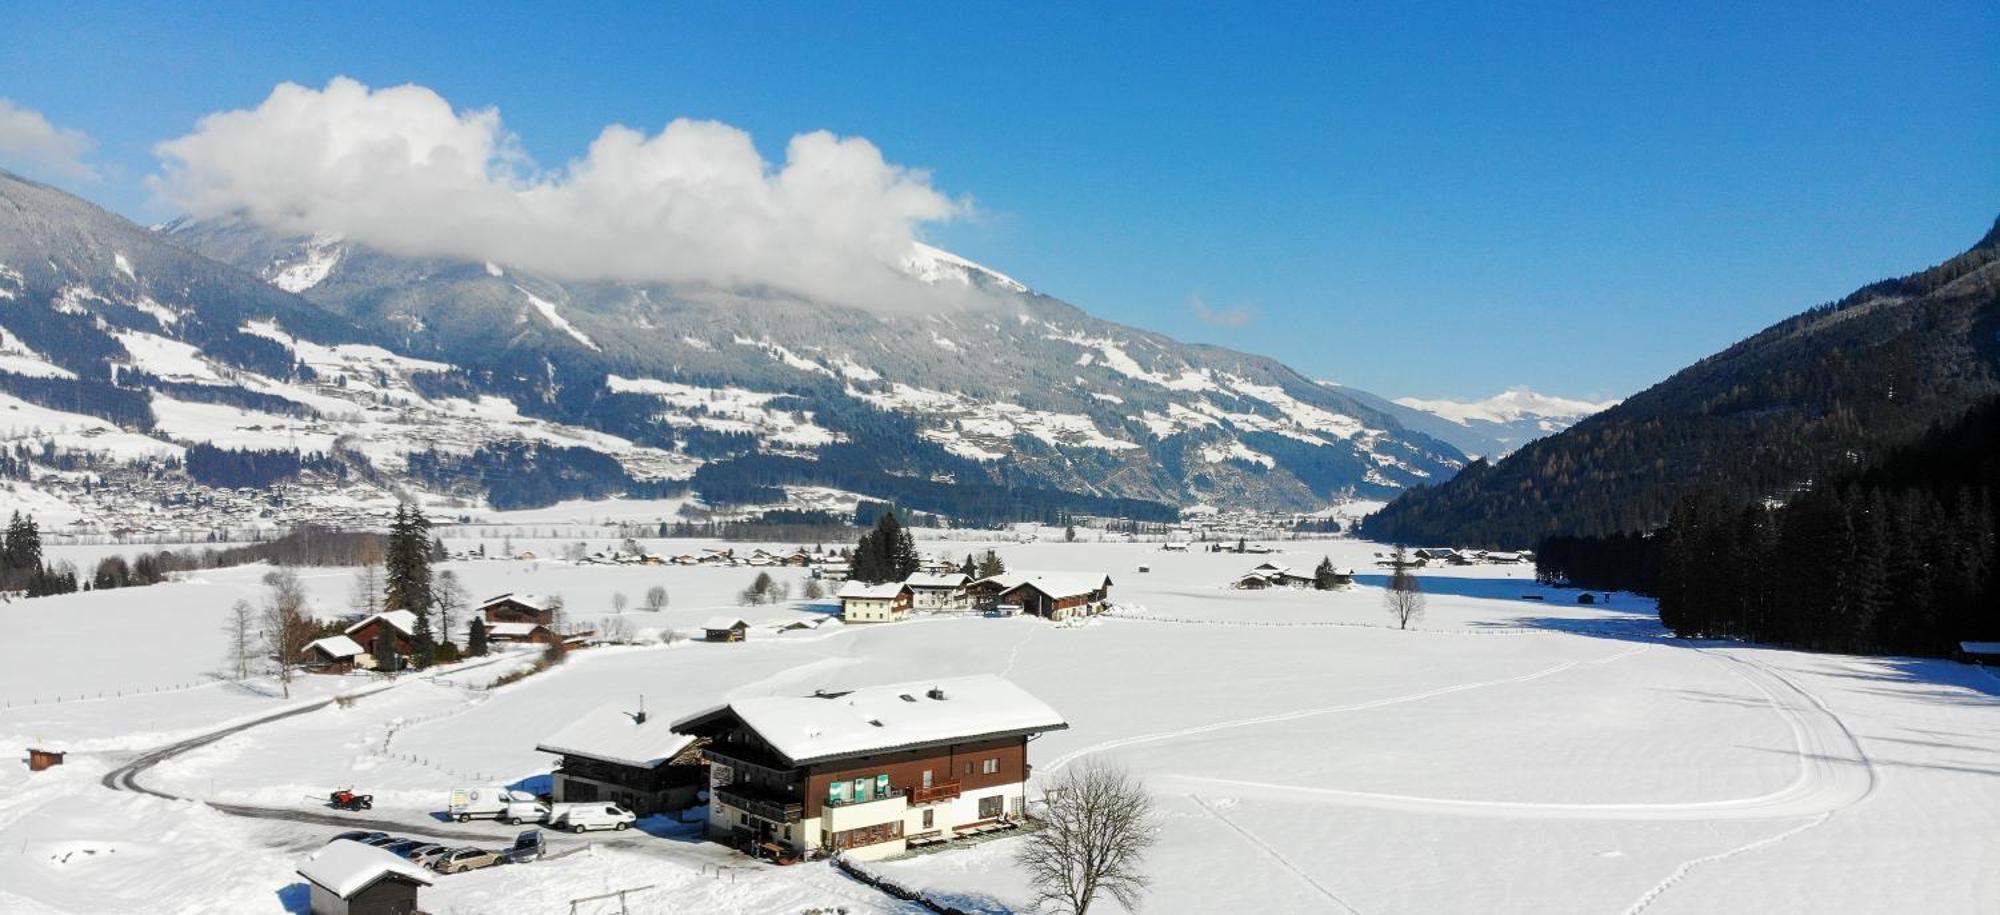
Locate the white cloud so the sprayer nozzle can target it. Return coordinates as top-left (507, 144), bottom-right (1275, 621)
top-left (1189, 293), bottom-right (1254, 327)
top-left (149, 77), bottom-right (979, 311)
top-left (0, 98), bottom-right (97, 180)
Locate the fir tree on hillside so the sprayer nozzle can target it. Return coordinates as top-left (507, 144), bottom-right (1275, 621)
top-left (384, 504), bottom-right (437, 667)
top-left (851, 511), bottom-right (919, 583)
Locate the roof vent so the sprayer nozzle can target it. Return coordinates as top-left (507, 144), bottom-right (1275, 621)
top-left (927, 687), bottom-right (947, 701)
top-left (899, 694), bottom-right (918, 703)
top-left (867, 718), bottom-right (884, 727)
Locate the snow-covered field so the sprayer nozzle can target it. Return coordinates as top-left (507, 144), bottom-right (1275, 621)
top-left (2, 535), bottom-right (1996, 913)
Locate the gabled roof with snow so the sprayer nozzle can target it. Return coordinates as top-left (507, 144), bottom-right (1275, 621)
top-left (839, 581), bottom-right (911, 600)
top-left (305, 635), bottom-right (364, 658)
top-left (536, 701), bottom-right (696, 769)
top-left (905, 573), bottom-right (970, 589)
top-left (298, 840), bottom-right (434, 897)
top-left (672, 674), bottom-right (1066, 766)
top-left (345, 609), bottom-right (418, 638)
top-left (480, 591), bottom-right (548, 611)
top-left (703, 616), bottom-right (750, 631)
top-left (487, 622), bottom-right (547, 637)
top-left (1001, 573), bottom-right (1113, 601)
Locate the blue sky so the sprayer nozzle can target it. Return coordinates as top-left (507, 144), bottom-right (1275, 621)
top-left (1, 1), bottom-right (1993, 402)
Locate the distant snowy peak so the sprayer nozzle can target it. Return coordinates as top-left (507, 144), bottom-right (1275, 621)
top-left (264, 233), bottom-right (345, 293)
top-left (901, 242), bottom-right (1029, 294)
top-left (1396, 387), bottom-right (1617, 428)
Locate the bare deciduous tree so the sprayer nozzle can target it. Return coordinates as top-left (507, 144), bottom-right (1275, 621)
top-left (644, 585), bottom-right (669, 611)
top-left (801, 579), bottom-right (826, 601)
top-left (1384, 544), bottom-right (1426, 630)
top-left (224, 598), bottom-right (256, 680)
top-left (434, 569), bottom-right (467, 646)
top-left (350, 560), bottom-right (383, 615)
top-left (612, 591), bottom-right (629, 613)
top-left (1018, 763), bottom-right (1157, 914)
top-left (261, 569), bottom-right (316, 699)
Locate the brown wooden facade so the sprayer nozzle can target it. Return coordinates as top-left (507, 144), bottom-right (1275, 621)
top-left (480, 596), bottom-right (554, 627)
top-left (344, 618), bottom-right (412, 658)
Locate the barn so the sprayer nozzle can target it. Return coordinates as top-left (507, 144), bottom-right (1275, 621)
top-left (478, 592), bottom-right (555, 627)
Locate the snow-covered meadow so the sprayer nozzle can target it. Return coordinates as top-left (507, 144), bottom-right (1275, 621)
top-left (2, 535), bottom-right (1997, 913)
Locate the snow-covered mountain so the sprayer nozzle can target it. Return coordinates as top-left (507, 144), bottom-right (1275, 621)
top-left (0, 169), bottom-right (1468, 528)
top-left (1387, 388), bottom-right (1616, 457)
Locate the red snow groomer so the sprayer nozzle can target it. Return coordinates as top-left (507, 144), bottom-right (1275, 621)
top-left (329, 788), bottom-right (374, 811)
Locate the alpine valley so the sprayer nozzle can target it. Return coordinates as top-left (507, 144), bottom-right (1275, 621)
top-left (0, 169), bottom-right (1480, 532)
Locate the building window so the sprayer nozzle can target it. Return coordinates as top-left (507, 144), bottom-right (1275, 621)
top-left (979, 795), bottom-right (1003, 820)
top-left (854, 777), bottom-right (872, 803)
top-left (876, 773), bottom-right (891, 798)
top-left (922, 809), bottom-right (934, 829)
top-left (921, 769), bottom-right (934, 788)
top-left (829, 780), bottom-right (850, 806)
top-left (982, 758), bottom-right (999, 775)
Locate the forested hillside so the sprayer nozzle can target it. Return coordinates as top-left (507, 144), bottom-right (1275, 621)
top-left (1364, 217), bottom-right (2000, 547)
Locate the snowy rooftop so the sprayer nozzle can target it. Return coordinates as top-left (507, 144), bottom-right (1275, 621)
top-left (480, 591), bottom-right (548, 610)
top-left (672, 674), bottom-right (1067, 765)
top-left (487, 622), bottom-right (544, 637)
top-left (305, 635), bottom-right (364, 658)
top-left (904, 573), bottom-right (970, 589)
top-left (1003, 573), bottom-right (1113, 600)
top-left (297, 840), bottom-right (434, 897)
top-left (703, 617), bottom-right (749, 631)
top-left (536, 701), bottom-right (696, 769)
top-left (345, 609), bottom-right (418, 638)
top-left (838, 581), bottom-right (910, 600)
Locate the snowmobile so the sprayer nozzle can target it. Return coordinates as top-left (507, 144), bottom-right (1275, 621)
top-left (329, 788), bottom-right (374, 811)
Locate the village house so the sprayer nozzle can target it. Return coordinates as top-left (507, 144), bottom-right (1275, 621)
top-left (998, 574), bottom-right (1114, 621)
top-left (344, 610), bottom-right (418, 667)
top-left (704, 617), bottom-right (751, 642)
top-left (536, 700), bottom-right (707, 816)
top-left (838, 582), bottom-right (914, 623)
top-left (302, 635), bottom-right (365, 673)
top-left (297, 839), bottom-right (433, 915)
top-left (486, 621), bottom-right (560, 645)
top-left (671, 674), bottom-right (1067, 862)
top-left (1233, 562), bottom-right (1319, 590)
top-left (478, 592), bottom-right (555, 627)
top-left (903, 572), bottom-right (971, 612)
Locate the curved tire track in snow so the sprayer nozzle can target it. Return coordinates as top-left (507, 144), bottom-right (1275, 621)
top-left (1157, 650), bottom-right (1874, 823)
top-left (1043, 643), bottom-right (1652, 775)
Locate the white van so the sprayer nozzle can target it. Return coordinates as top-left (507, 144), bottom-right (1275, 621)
top-left (503, 799), bottom-right (551, 825)
top-left (448, 786), bottom-right (538, 822)
top-left (549, 803), bottom-right (636, 833)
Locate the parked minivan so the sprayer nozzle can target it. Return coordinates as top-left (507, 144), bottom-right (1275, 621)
top-left (448, 786), bottom-right (538, 822)
top-left (503, 799), bottom-right (551, 825)
top-left (550, 803), bottom-right (636, 833)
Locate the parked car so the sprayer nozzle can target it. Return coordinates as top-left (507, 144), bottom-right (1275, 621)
top-left (448, 785), bottom-right (539, 822)
top-left (403, 843), bottom-right (452, 867)
top-left (381, 839), bottom-right (429, 857)
top-left (504, 799), bottom-right (551, 825)
top-left (551, 803), bottom-right (636, 833)
top-left (432, 846), bottom-right (507, 874)
top-left (506, 829), bottom-right (545, 864)
top-left (360, 835), bottom-right (404, 848)
top-left (328, 830), bottom-right (387, 845)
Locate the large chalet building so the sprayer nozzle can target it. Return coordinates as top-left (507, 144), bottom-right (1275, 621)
top-left (535, 700), bottom-right (706, 816)
top-left (837, 581), bottom-right (913, 623)
top-left (478, 592), bottom-right (555, 627)
top-left (967, 573), bottom-right (1114, 620)
top-left (671, 674), bottom-right (1067, 862)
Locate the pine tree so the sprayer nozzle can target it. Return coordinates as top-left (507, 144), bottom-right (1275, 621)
top-left (1313, 556), bottom-right (1339, 591)
top-left (467, 617), bottom-right (489, 657)
top-left (375, 625), bottom-right (400, 674)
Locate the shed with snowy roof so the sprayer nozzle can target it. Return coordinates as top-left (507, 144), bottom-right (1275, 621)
top-left (536, 699), bottom-right (705, 815)
top-left (297, 839), bottom-right (433, 915)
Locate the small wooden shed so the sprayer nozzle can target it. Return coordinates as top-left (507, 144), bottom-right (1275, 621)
top-left (703, 617), bottom-right (750, 642)
top-left (27, 747), bottom-right (65, 771)
top-left (297, 839), bottom-right (433, 915)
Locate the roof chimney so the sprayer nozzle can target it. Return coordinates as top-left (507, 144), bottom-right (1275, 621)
top-left (634, 695), bottom-right (647, 725)
top-left (927, 686), bottom-right (947, 701)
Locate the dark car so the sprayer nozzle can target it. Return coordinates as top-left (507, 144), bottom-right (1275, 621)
top-left (360, 835), bottom-right (404, 848)
top-left (381, 839), bottom-right (429, 857)
top-left (328, 830), bottom-right (387, 845)
top-left (505, 829), bottom-right (545, 864)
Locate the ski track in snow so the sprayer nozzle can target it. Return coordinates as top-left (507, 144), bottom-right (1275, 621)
top-left (1044, 643), bottom-right (1652, 775)
top-left (1153, 648), bottom-right (1873, 823)
top-left (1192, 794), bottom-right (1363, 914)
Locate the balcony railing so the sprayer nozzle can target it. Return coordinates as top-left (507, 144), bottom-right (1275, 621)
top-left (704, 746), bottom-right (799, 782)
top-left (907, 781), bottom-right (963, 805)
top-left (714, 785), bottom-right (804, 823)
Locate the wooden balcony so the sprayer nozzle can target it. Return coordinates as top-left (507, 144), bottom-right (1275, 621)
top-left (714, 785), bottom-right (805, 823)
top-left (907, 780), bottom-right (962, 805)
